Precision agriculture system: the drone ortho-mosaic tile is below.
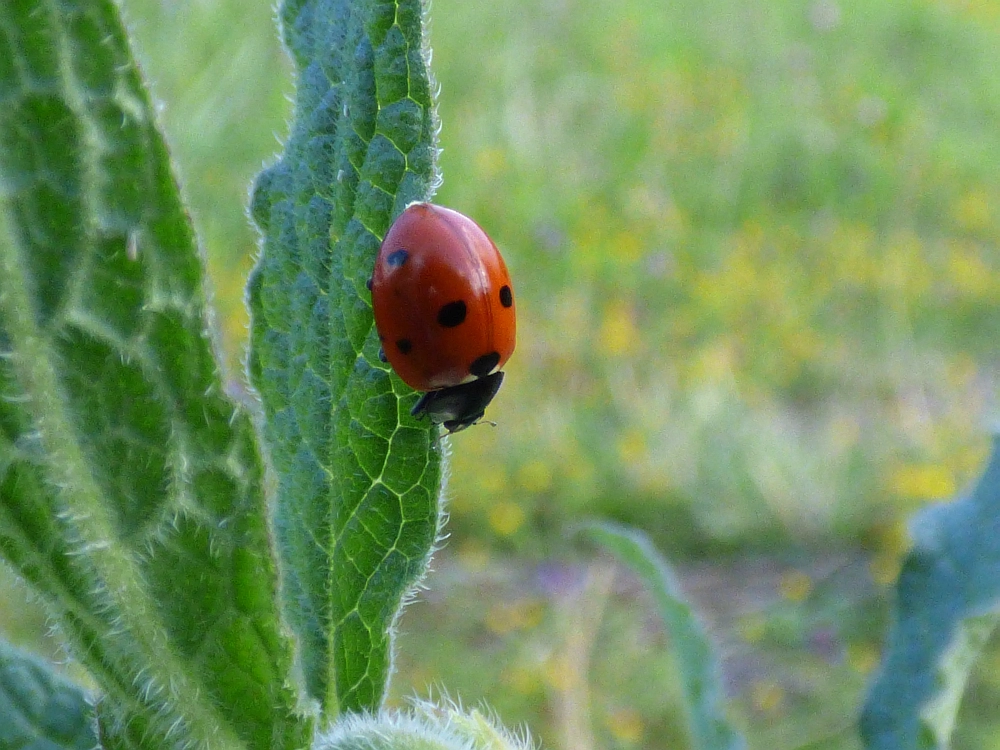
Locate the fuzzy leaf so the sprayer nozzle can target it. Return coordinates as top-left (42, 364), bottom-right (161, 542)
top-left (584, 523), bottom-right (746, 750)
top-left (247, 0), bottom-right (443, 717)
top-left (0, 2), bottom-right (308, 749)
top-left (860, 437), bottom-right (1000, 750)
top-left (0, 640), bottom-right (95, 750)
top-left (317, 702), bottom-right (533, 750)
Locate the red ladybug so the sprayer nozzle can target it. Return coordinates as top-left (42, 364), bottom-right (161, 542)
top-left (368, 203), bottom-right (516, 432)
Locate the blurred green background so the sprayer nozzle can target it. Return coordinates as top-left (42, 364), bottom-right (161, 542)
top-left (4, 0), bottom-right (1000, 747)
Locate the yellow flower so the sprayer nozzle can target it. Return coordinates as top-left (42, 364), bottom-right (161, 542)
top-left (485, 599), bottom-right (544, 635)
top-left (870, 552), bottom-right (903, 587)
top-left (847, 641), bottom-right (880, 675)
top-left (611, 231), bottom-right (644, 264)
top-left (738, 613), bottom-right (767, 644)
top-left (751, 680), bottom-right (784, 715)
top-left (951, 187), bottom-right (992, 233)
top-left (616, 429), bottom-right (648, 465)
top-left (475, 147), bottom-right (507, 179)
top-left (597, 302), bottom-right (640, 357)
top-left (543, 655), bottom-right (573, 692)
top-left (946, 245), bottom-right (993, 297)
top-left (889, 464), bottom-right (956, 501)
top-left (501, 665), bottom-right (542, 695)
top-left (517, 460), bottom-right (552, 493)
top-left (869, 519), bottom-right (911, 586)
top-left (779, 570), bottom-right (812, 602)
top-left (605, 707), bottom-right (644, 743)
top-left (488, 502), bottom-right (526, 537)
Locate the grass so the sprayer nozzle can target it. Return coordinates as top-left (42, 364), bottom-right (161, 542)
top-left (428, 0), bottom-right (1000, 558)
top-left (4, 0), bottom-right (1000, 747)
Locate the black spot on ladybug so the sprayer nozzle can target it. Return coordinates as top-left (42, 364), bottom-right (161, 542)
top-left (469, 351), bottom-right (500, 378)
top-left (366, 277), bottom-right (373, 291)
top-left (386, 249), bottom-right (409, 268)
top-left (499, 285), bottom-right (513, 308)
top-left (437, 300), bottom-right (467, 328)
top-left (396, 338), bottom-right (413, 355)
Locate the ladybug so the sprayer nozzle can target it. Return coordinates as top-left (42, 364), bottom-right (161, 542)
top-left (368, 203), bottom-right (516, 433)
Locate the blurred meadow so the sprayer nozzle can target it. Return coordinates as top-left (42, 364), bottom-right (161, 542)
top-left (4, 0), bottom-right (1000, 747)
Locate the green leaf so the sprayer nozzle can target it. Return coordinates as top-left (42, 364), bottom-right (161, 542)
top-left (248, 0), bottom-right (442, 717)
top-left (860, 436), bottom-right (1000, 750)
top-left (0, 639), bottom-right (95, 750)
top-left (583, 523), bottom-right (745, 750)
top-left (0, 2), bottom-right (308, 749)
top-left (318, 700), bottom-right (534, 750)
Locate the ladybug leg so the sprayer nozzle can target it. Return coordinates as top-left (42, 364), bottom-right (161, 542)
top-left (378, 347), bottom-right (387, 363)
top-left (366, 276), bottom-right (373, 291)
top-left (410, 391), bottom-right (432, 418)
top-left (442, 409), bottom-right (486, 433)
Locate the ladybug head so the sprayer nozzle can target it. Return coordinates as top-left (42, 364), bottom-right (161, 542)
top-left (410, 372), bottom-right (505, 433)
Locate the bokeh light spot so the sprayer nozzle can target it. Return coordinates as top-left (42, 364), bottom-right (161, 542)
top-left (488, 501), bottom-right (526, 537)
top-left (779, 570), bottom-right (812, 602)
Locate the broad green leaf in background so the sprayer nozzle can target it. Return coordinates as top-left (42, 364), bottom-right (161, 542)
top-left (0, 2), bottom-right (308, 749)
top-left (860, 436), bottom-right (1000, 750)
top-left (248, 0), bottom-right (443, 718)
top-left (0, 639), bottom-right (95, 750)
top-left (584, 523), bottom-right (746, 750)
